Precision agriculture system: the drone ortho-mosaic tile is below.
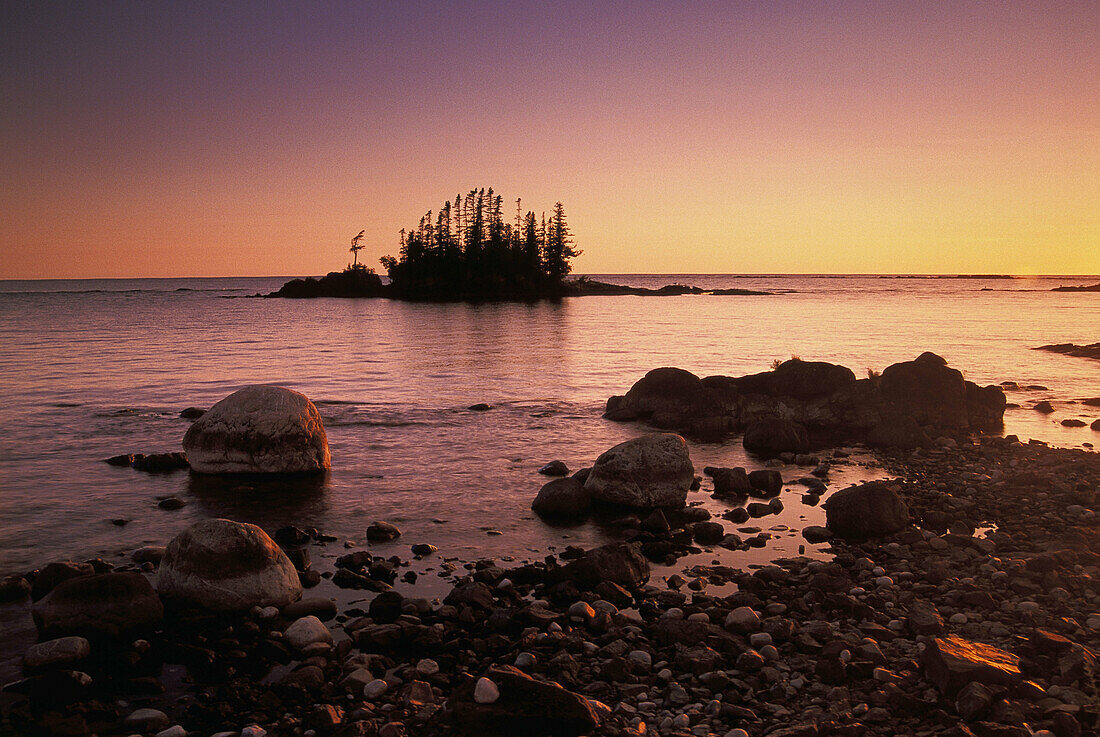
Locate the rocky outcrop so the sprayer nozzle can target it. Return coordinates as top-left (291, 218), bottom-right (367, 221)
top-left (584, 433), bottom-right (695, 508)
top-left (605, 354), bottom-right (1005, 447)
top-left (183, 385), bottom-right (330, 474)
top-left (824, 481), bottom-right (909, 541)
top-left (742, 417), bottom-right (809, 456)
top-left (32, 572), bottom-right (163, 639)
top-left (157, 519), bottom-right (302, 611)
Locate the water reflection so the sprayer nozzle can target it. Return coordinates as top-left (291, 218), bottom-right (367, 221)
top-left (185, 472), bottom-right (331, 525)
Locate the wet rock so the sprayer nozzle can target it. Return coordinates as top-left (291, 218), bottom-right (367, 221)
top-left (532, 477), bottom-right (591, 518)
top-left (131, 546), bottom-right (165, 565)
top-left (411, 543), bottom-right (438, 556)
top-left (451, 665), bottom-right (599, 736)
top-left (710, 466), bottom-right (752, 496)
top-left (584, 433), bottom-right (695, 508)
top-left (748, 469), bottom-right (783, 496)
top-left (743, 417), bottom-right (810, 456)
top-left (878, 352), bottom-right (969, 427)
top-left (274, 525), bottom-right (311, 547)
top-left (538, 460), bottom-right (569, 476)
top-left (802, 525), bottom-right (832, 543)
top-left (33, 572), bottom-right (163, 638)
top-left (367, 521), bottom-right (402, 542)
top-left (105, 453), bottom-right (140, 466)
top-left (921, 635), bottom-right (1022, 695)
top-left (133, 452), bottom-right (189, 473)
top-left (692, 521), bottom-right (725, 545)
top-left (183, 385), bottom-right (331, 474)
top-left (825, 481), bottom-right (909, 540)
top-left (157, 518), bottom-right (302, 611)
top-left (554, 542), bottom-right (650, 591)
top-left (157, 497), bottom-right (185, 510)
top-left (1060, 419), bottom-right (1086, 427)
top-left (23, 637), bottom-right (90, 671)
top-left (1035, 401), bottom-right (1055, 414)
top-left (468, 403), bottom-right (492, 411)
top-left (179, 407), bottom-right (206, 419)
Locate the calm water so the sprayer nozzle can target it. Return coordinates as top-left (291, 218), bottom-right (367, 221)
top-left (0, 274), bottom-right (1097, 666)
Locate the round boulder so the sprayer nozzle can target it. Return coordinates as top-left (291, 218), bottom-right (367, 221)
top-left (584, 433), bottom-right (694, 509)
top-left (183, 385), bottom-right (330, 474)
top-left (33, 572), bottom-right (163, 639)
top-left (157, 519), bottom-right (302, 611)
top-left (824, 481), bottom-right (910, 541)
top-left (532, 477), bottom-right (591, 518)
top-left (743, 417), bottom-right (809, 456)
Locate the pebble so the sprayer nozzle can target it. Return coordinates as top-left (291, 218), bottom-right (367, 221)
top-left (363, 679), bottom-right (389, 699)
top-left (474, 677), bottom-right (500, 704)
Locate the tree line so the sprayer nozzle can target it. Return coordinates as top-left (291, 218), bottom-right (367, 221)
top-left (378, 188), bottom-right (580, 299)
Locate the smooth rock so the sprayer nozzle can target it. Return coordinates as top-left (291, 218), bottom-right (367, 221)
top-left (284, 615), bottom-right (333, 651)
top-left (157, 518), bottom-right (302, 611)
top-left (825, 481), bottom-right (909, 540)
top-left (584, 433), bottom-right (694, 508)
top-left (33, 572), bottom-right (163, 638)
top-left (183, 385), bottom-right (330, 474)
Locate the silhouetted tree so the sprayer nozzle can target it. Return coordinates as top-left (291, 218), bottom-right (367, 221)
top-left (380, 188), bottom-right (579, 300)
top-left (349, 229), bottom-right (366, 267)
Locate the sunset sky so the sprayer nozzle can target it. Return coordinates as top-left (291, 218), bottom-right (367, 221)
top-left (2, 1), bottom-right (1097, 278)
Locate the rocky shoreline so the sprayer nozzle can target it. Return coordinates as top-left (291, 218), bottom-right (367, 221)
top-left (1, 437), bottom-right (1097, 737)
top-left (1, 363), bottom-right (1097, 737)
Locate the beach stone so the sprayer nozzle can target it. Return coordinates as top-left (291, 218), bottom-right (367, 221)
top-left (532, 477), bottom-right (591, 517)
top-left (710, 466), bottom-right (752, 496)
top-left (692, 521), bottom-right (725, 545)
top-left (824, 481), bottom-right (909, 540)
top-left (908, 600), bottom-right (945, 635)
top-left (133, 452), bottom-right (189, 473)
top-left (748, 469), bottom-right (783, 496)
top-left (1092, 419), bottom-right (1100, 430)
top-left (1035, 401), bottom-right (1055, 414)
top-left (921, 635), bottom-right (1022, 695)
top-left (182, 385), bottom-right (330, 474)
top-left (555, 542), bottom-right (650, 591)
top-left (724, 606), bottom-right (761, 633)
top-left (157, 519), bottom-right (302, 611)
top-left (284, 615), bottom-right (333, 651)
top-left (156, 727), bottom-right (186, 737)
top-left (179, 407), bottom-right (205, 419)
top-left (123, 708), bottom-right (170, 731)
top-left (1061, 418), bottom-right (1086, 427)
top-left (364, 678), bottom-right (389, 699)
top-left (802, 525), bottom-right (832, 543)
top-left (454, 665), bottom-right (598, 735)
top-left (538, 460), bottom-right (569, 476)
top-left (367, 521), bottom-right (401, 542)
top-left (33, 572), bottom-right (163, 639)
top-left (955, 681), bottom-right (994, 720)
top-left (743, 417), bottom-right (809, 455)
top-left (23, 636), bottom-right (90, 670)
top-left (584, 433), bottom-right (694, 508)
top-left (131, 546), bottom-right (165, 564)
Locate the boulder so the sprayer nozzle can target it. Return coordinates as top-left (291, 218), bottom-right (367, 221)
top-left (748, 469), bottom-right (783, 496)
top-left (709, 467), bottom-right (752, 496)
top-left (584, 434), bottom-right (694, 509)
top-left (691, 521), bottom-right (725, 545)
top-left (743, 417), bottom-right (809, 456)
top-left (877, 353), bottom-right (968, 429)
top-left (555, 542), bottom-right (650, 591)
top-left (450, 665), bottom-right (599, 736)
top-left (157, 519), bottom-right (302, 611)
top-left (182, 385), bottom-right (330, 474)
top-left (33, 572), bottom-right (163, 639)
top-left (31, 561), bottom-right (95, 601)
top-left (761, 359), bottom-right (856, 399)
top-left (921, 635), bottom-right (1022, 695)
top-left (824, 481), bottom-right (909, 540)
top-left (366, 521), bottom-right (401, 542)
top-left (532, 477), bottom-right (591, 518)
top-left (23, 636), bottom-right (91, 670)
top-left (538, 461), bottom-right (569, 476)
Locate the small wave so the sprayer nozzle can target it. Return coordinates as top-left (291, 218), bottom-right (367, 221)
top-left (327, 419), bottom-right (427, 428)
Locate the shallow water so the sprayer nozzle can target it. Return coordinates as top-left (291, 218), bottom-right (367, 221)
top-left (0, 274), bottom-right (1097, 677)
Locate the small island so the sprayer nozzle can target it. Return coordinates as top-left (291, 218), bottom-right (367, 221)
top-left (267, 187), bottom-right (772, 301)
top-left (1052, 282), bottom-right (1100, 292)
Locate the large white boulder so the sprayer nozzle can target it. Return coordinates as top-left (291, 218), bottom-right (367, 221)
top-left (157, 519), bottom-right (302, 611)
top-left (183, 385), bottom-right (330, 474)
top-left (583, 433), bottom-right (694, 508)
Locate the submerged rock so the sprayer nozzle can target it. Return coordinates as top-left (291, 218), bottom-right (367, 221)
top-left (183, 385), bottom-right (330, 474)
top-left (157, 519), bottom-right (302, 611)
top-left (584, 433), bottom-right (694, 508)
top-left (33, 572), bottom-right (163, 639)
top-left (824, 481), bottom-right (909, 540)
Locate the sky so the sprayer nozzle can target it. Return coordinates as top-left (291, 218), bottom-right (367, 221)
top-left (1, 1), bottom-right (1097, 278)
